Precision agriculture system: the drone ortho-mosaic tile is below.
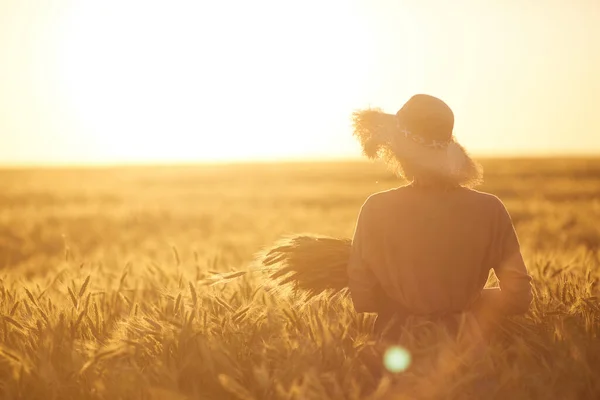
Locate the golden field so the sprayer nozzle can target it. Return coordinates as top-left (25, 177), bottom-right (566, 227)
top-left (0, 158), bottom-right (599, 399)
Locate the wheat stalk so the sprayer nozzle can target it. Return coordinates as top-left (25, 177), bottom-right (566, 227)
top-left (260, 234), bottom-right (351, 296)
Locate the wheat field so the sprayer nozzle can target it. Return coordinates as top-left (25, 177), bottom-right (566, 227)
top-left (0, 158), bottom-right (599, 400)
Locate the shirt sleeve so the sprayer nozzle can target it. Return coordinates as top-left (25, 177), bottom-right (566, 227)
top-left (347, 200), bottom-right (380, 313)
top-left (477, 200), bottom-right (533, 316)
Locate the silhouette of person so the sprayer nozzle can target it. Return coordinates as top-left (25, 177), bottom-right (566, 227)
top-left (348, 94), bottom-right (532, 339)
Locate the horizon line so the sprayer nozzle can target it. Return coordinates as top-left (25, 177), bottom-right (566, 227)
top-left (1, 152), bottom-right (600, 170)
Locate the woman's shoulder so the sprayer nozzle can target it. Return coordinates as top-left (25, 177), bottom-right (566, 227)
top-left (460, 188), bottom-right (509, 214)
top-left (463, 188), bottom-right (503, 202)
top-left (359, 186), bottom-right (413, 214)
top-left (363, 185), bottom-right (408, 203)
top-left (362, 186), bottom-right (508, 211)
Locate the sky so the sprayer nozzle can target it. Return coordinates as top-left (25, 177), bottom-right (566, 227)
top-left (0, 0), bottom-right (599, 165)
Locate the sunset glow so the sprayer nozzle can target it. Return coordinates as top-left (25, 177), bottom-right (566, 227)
top-left (52, 0), bottom-right (373, 163)
top-left (1, 0), bottom-right (599, 165)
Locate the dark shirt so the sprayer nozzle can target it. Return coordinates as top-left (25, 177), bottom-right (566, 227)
top-left (348, 185), bottom-right (533, 317)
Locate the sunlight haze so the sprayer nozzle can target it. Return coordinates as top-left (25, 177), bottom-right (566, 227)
top-left (0, 0), bottom-right (599, 165)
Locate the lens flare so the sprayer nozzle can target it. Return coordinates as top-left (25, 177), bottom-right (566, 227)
top-left (383, 346), bottom-right (411, 373)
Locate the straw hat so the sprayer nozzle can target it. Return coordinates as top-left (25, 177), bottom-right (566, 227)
top-left (352, 94), bottom-right (482, 187)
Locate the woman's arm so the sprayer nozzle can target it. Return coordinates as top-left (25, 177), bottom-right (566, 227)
top-left (348, 201), bottom-right (380, 313)
top-left (474, 200), bottom-right (533, 316)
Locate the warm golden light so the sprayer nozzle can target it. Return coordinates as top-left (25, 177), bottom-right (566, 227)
top-left (0, 0), bottom-right (599, 165)
top-left (52, 0), bottom-right (373, 163)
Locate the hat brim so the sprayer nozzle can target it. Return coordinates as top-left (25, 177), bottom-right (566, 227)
top-left (352, 108), bottom-right (482, 185)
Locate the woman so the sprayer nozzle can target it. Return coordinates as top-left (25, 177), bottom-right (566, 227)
top-left (348, 94), bottom-right (533, 338)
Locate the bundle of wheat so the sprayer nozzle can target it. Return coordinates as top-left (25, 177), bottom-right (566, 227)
top-left (201, 234), bottom-right (352, 296)
top-left (257, 234), bottom-right (352, 296)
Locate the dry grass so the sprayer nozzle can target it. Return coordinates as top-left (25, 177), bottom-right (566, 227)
top-left (0, 159), bottom-right (599, 399)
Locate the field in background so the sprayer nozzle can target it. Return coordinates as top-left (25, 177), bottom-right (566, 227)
top-left (0, 158), bottom-right (599, 399)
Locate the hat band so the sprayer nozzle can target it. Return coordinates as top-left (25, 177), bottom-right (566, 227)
top-left (396, 119), bottom-right (450, 149)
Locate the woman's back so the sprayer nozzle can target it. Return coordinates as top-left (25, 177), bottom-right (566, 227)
top-left (348, 184), bottom-right (532, 323)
